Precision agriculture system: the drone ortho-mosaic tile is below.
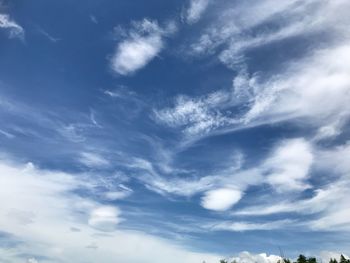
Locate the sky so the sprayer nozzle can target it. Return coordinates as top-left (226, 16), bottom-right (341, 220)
top-left (0, 0), bottom-right (350, 262)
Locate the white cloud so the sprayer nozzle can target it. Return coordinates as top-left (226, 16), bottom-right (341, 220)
top-left (242, 45), bottom-right (350, 128)
top-left (313, 122), bottom-right (343, 142)
top-left (228, 252), bottom-right (281, 263)
top-left (189, 0), bottom-right (350, 58)
top-left (234, 143), bottom-right (350, 231)
top-left (263, 138), bottom-right (313, 192)
top-left (185, 0), bottom-right (209, 24)
top-left (320, 251), bottom-right (350, 263)
top-left (79, 152), bottom-right (109, 167)
top-left (160, 0), bottom-right (350, 143)
top-left (210, 219), bottom-right (293, 232)
top-left (111, 19), bottom-right (175, 75)
top-left (112, 34), bottom-right (162, 75)
top-left (103, 184), bottom-right (133, 200)
top-left (201, 188), bottom-right (242, 211)
top-left (88, 206), bottom-right (121, 232)
top-left (234, 177), bottom-right (349, 219)
top-left (134, 151), bottom-right (258, 199)
top-left (0, 157), bottom-right (221, 263)
top-left (0, 14), bottom-right (24, 40)
top-left (154, 91), bottom-right (234, 136)
top-left (158, 44), bottom-right (350, 144)
top-left (139, 138), bottom-right (313, 204)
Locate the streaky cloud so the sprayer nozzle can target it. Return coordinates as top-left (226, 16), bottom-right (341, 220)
top-left (0, 13), bottom-right (24, 40)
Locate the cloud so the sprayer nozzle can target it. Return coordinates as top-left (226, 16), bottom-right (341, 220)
top-left (111, 19), bottom-right (176, 75)
top-left (88, 206), bottom-right (121, 232)
top-left (234, 177), bottom-right (349, 219)
top-left (79, 152), bottom-right (109, 168)
top-left (189, 0), bottom-right (350, 58)
top-left (228, 252), bottom-right (281, 263)
top-left (156, 0), bottom-right (350, 144)
top-left (234, 143), bottom-right (350, 231)
top-left (0, 129), bottom-right (15, 139)
top-left (185, 0), bottom-right (209, 24)
top-left (104, 87), bottom-right (136, 99)
top-left (320, 251), bottom-right (350, 263)
top-left (127, 135), bottom-right (345, 234)
top-left (0, 14), bottom-right (24, 40)
top-left (103, 190), bottom-right (131, 200)
top-left (0, 157), bottom-right (221, 263)
top-left (103, 184), bottom-right (133, 200)
top-left (210, 219), bottom-right (293, 232)
top-left (132, 151), bottom-right (255, 199)
top-left (241, 44), bottom-right (350, 128)
top-left (36, 27), bottom-right (60, 42)
top-left (138, 138), bottom-right (312, 201)
top-left (156, 45), bottom-right (350, 145)
top-left (3, 0), bottom-right (350, 257)
top-left (90, 15), bottom-right (98, 24)
top-left (263, 138), bottom-right (313, 192)
top-left (154, 91), bottom-right (234, 136)
top-left (201, 188), bottom-right (242, 211)
top-left (59, 123), bottom-right (87, 142)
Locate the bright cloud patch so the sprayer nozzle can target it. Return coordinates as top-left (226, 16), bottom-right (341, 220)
top-left (112, 34), bottom-right (162, 75)
top-left (154, 91), bottom-right (233, 136)
top-left (111, 19), bottom-right (175, 75)
top-left (242, 45), bottom-right (350, 127)
top-left (0, 157), bottom-right (221, 263)
top-left (201, 188), bottom-right (242, 211)
top-left (263, 138), bottom-right (314, 192)
top-left (88, 206), bottom-right (121, 232)
top-left (211, 219), bottom-right (293, 232)
top-left (0, 14), bottom-right (24, 40)
top-left (229, 252), bottom-right (281, 263)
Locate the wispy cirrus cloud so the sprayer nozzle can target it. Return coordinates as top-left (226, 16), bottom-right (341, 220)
top-left (78, 152), bottom-right (110, 168)
top-left (154, 0), bottom-right (350, 144)
top-left (128, 138), bottom-right (313, 212)
top-left (155, 43), bottom-right (350, 143)
top-left (36, 27), bottom-right (60, 42)
top-left (209, 219), bottom-right (295, 232)
top-left (154, 90), bottom-right (234, 136)
top-left (234, 143), bottom-right (350, 231)
top-left (189, 0), bottom-right (350, 58)
top-left (0, 14), bottom-right (24, 40)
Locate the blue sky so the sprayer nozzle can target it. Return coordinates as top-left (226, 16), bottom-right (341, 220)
top-left (1, 0), bottom-right (350, 262)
